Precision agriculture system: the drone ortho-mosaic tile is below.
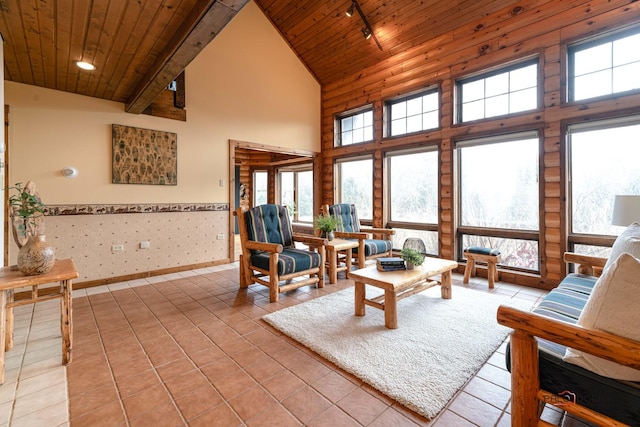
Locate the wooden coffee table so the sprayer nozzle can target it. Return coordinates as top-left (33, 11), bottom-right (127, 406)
top-left (324, 238), bottom-right (360, 284)
top-left (350, 258), bottom-right (458, 329)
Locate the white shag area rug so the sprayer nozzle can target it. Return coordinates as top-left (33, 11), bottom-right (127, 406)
top-left (263, 285), bottom-right (530, 419)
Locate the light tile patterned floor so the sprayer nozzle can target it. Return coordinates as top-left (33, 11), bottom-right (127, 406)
top-left (0, 263), bottom-right (594, 426)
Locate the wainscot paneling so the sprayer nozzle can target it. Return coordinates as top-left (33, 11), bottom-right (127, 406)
top-left (8, 204), bottom-right (230, 285)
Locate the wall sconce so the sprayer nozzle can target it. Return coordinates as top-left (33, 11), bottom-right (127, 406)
top-left (611, 195), bottom-right (640, 227)
top-left (345, 0), bottom-right (382, 50)
top-left (62, 166), bottom-right (79, 179)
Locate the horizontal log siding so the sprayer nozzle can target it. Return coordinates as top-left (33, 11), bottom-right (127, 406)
top-left (320, 0), bottom-right (640, 288)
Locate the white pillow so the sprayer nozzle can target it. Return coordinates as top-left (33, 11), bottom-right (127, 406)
top-left (603, 222), bottom-right (640, 272)
top-left (563, 252), bottom-right (640, 380)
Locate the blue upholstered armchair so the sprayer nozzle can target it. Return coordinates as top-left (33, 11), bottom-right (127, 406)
top-left (324, 204), bottom-right (394, 268)
top-left (234, 204), bottom-right (326, 302)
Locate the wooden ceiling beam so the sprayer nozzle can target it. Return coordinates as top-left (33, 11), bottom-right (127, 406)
top-left (125, 0), bottom-right (249, 114)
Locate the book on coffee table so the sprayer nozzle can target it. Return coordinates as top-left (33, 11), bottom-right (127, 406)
top-left (376, 257), bottom-right (406, 272)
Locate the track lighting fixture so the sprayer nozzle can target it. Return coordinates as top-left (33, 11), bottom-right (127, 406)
top-left (344, 0), bottom-right (382, 50)
top-left (346, 2), bottom-right (355, 17)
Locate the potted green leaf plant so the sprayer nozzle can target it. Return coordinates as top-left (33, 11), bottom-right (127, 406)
top-left (8, 182), bottom-right (55, 275)
top-left (314, 213), bottom-right (342, 241)
top-left (401, 247), bottom-right (425, 270)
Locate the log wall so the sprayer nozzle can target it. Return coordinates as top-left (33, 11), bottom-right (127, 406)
top-left (320, 0), bottom-right (640, 288)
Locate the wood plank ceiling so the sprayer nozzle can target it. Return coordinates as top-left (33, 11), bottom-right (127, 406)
top-left (0, 0), bottom-right (249, 113)
top-left (254, 0), bottom-right (521, 85)
top-left (0, 0), bottom-right (521, 111)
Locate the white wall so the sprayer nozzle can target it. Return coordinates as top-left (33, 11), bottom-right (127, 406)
top-left (3, 2), bottom-right (320, 280)
top-left (4, 1), bottom-right (320, 205)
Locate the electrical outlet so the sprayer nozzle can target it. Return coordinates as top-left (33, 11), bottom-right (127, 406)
top-left (216, 233), bottom-right (225, 240)
top-left (111, 244), bottom-right (124, 252)
top-left (140, 241), bottom-right (150, 249)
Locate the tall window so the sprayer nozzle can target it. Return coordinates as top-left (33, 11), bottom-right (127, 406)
top-left (336, 157), bottom-right (373, 221)
top-left (386, 89), bottom-right (439, 137)
top-left (457, 132), bottom-right (540, 271)
top-left (336, 107), bottom-right (374, 146)
top-left (279, 168), bottom-right (313, 223)
top-left (253, 171), bottom-right (268, 206)
top-left (569, 28), bottom-right (640, 102)
top-left (568, 117), bottom-right (640, 255)
top-left (457, 60), bottom-right (538, 122)
top-left (386, 149), bottom-right (439, 253)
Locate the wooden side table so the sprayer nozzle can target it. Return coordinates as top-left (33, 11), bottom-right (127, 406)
top-left (0, 259), bottom-right (78, 384)
top-left (324, 238), bottom-right (359, 284)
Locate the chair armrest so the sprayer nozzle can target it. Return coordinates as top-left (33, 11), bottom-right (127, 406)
top-left (497, 305), bottom-right (640, 368)
top-left (360, 227), bottom-right (396, 239)
top-left (334, 231), bottom-right (369, 240)
top-left (244, 240), bottom-right (283, 253)
top-left (293, 234), bottom-right (327, 248)
top-left (563, 252), bottom-right (607, 277)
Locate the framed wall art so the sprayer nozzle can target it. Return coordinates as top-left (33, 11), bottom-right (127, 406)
top-left (112, 124), bottom-right (177, 185)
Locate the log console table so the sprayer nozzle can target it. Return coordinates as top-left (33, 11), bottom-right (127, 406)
top-left (0, 258), bottom-right (78, 384)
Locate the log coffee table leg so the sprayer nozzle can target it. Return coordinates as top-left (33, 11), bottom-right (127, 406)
top-left (354, 281), bottom-right (365, 316)
top-left (441, 270), bottom-right (452, 299)
top-left (384, 290), bottom-right (398, 329)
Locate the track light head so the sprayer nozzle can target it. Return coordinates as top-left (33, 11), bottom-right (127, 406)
top-left (346, 3), bottom-right (355, 17)
top-left (361, 27), bottom-right (371, 39)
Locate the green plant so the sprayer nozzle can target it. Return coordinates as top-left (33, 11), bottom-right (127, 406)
top-left (314, 213), bottom-right (342, 233)
top-left (8, 182), bottom-right (46, 237)
top-left (401, 247), bottom-right (425, 266)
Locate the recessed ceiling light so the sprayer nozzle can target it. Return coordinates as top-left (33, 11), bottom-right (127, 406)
top-left (76, 61), bottom-right (96, 71)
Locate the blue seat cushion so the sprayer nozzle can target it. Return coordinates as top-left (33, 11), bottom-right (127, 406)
top-left (465, 246), bottom-right (501, 256)
top-left (353, 239), bottom-right (392, 257)
top-left (251, 248), bottom-right (322, 276)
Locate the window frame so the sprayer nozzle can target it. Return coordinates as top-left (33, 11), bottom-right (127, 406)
top-left (566, 115), bottom-right (640, 252)
top-left (277, 164), bottom-right (314, 223)
top-left (334, 155), bottom-right (374, 224)
top-left (383, 86), bottom-right (440, 138)
top-left (252, 170), bottom-right (268, 207)
top-left (455, 130), bottom-right (542, 273)
top-left (455, 57), bottom-right (540, 124)
top-left (334, 105), bottom-right (374, 147)
top-left (384, 146), bottom-right (440, 252)
top-left (567, 26), bottom-right (640, 103)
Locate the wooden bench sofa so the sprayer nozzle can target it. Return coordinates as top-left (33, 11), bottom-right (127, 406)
top-left (498, 223), bottom-right (640, 426)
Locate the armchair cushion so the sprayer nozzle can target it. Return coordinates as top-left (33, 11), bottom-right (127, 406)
top-left (356, 239), bottom-right (393, 257)
top-left (245, 204), bottom-right (294, 249)
top-left (564, 253), bottom-right (640, 381)
top-left (251, 248), bottom-right (323, 275)
top-left (603, 222), bottom-right (640, 272)
top-left (329, 203), bottom-right (361, 233)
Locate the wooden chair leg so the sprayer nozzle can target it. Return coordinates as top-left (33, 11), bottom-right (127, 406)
top-left (318, 246), bottom-right (325, 288)
top-left (239, 254), bottom-right (249, 288)
top-left (358, 241), bottom-right (366, 269)
top-left (463, 257), bottom-right (474, 284)
top-left (269, 254), bottom-right (280, 302)
top-left (487, 261), bottom-right (496, 289)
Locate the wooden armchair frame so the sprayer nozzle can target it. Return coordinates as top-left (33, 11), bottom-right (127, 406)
top-left (234, 206), bottom-right (326, 302)
top-left (322, 204), bottom-right (395, 268)
top-left (497, 307), bottom-right (640, 426)
top-left (497, 252), bottom-right (640, 426)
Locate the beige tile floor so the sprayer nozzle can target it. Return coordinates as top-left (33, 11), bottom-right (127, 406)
top-left (0, 263), bottom-right (595, 426)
